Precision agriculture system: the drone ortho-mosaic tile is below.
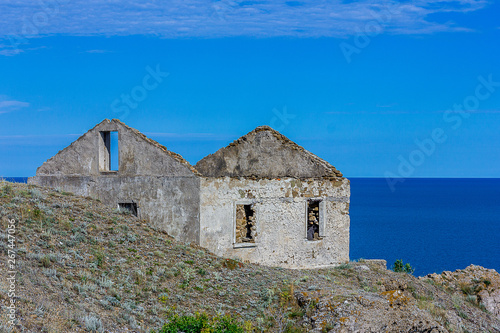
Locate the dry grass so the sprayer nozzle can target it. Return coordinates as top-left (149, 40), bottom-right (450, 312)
top-left (0, 181), bottom-right (498, 332)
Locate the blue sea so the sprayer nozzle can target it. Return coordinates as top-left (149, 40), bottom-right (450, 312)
top-left (350, 178), bottom-right (500, 276)
top-left (4, 177), bottom-right (499, 276)
top-left (3, 177), bottom-right (29, 183)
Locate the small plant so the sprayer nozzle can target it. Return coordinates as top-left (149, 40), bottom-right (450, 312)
top-left (392, 259), bottom-right (415, 274)
top-left (158, 293), bottom-right (168, 303)
top-left (335, 263), bottom-right (352, 270)
top-left (40, 255), bottom-right (51, 268)
top-left (83, 314), bottom-right (103, 332)
top-left (32, 208), bottom-right (44, 220)
top-left (479, 302), bottom-right (488, 313)
top-left (133, 269), bottom-right (145, 285)
top-left (2, 183), bottom-right (12, 195)
top-left (465, 295), bottom-right (477, 305)
top-left (223, 258), bottom-right (243, 270)
top-left (460, 284), bottom-right (474, 295)
top-left (93, 249), bottom-right (105, 268)
top-left (97, 276), bottom-right (114, 289)
top-left (43, 268), bottom-right (57, 279)
top-left (29, 188), bottom-right (44, 200)
top-left (33, 305), bottom-right (45, 317)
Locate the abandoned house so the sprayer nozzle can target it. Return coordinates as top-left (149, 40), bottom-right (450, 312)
top-left (28, 119), bottom-right (350, 269)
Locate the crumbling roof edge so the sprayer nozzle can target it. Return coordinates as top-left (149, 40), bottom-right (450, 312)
top-left (195, 125), bottom-right (343, 177)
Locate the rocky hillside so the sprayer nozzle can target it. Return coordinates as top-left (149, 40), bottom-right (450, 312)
top-left (0, 181), bottom-right (499, 332)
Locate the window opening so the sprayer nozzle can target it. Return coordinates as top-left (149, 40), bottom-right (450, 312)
top-left (236, 204), bottom-right (256, 243)
top-left (118, 202), bottom-right (138, 217)
top-left (99, 131), bottom-right (119, 171)
top-left (307, 200), bottom-right (322, 241)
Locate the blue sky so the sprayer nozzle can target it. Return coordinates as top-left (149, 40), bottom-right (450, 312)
top-left (0, 0), bottom-right (499, 178)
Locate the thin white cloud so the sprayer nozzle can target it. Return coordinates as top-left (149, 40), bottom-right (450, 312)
top-left (0, 45), bottom-right (47, 57)
top-left (0, 0), bottom-right (490, 39)
top-left (0, 134), bottom-right (80, 139)
top-left (0, 48), bottom-right (23, 56)
top-left (0, 96), bottom-right (30, 114)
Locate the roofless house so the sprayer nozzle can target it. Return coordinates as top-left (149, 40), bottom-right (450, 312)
top-left (29, 119), bottom-right (350, 268)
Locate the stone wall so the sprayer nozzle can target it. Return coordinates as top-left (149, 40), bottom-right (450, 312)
top-left (199, 177), bottom-right (350, 269)
top-left (29, 119), bottom-right (201, 243)
top-left (29, 175), bottom-right (200, 243)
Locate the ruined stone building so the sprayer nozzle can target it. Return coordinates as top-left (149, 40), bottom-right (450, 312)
top-left (29, 119), bottom-right (350, 268)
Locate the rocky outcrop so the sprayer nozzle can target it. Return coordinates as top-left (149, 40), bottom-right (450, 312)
top-left (296, 289), bottom-right (445, 332)
top-left (292, 262), bottom-right (500, 332)
top-left (423, 264), bottom-right (500, 318)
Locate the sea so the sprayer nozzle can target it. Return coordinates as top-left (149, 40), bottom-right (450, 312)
top-left (350, 178), bottom-right (500, 276)
top-left (4, 177), bottom-right (499, 276)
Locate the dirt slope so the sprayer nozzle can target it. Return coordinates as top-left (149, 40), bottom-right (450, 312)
top-left (0, 181), bottom-right (498, 332)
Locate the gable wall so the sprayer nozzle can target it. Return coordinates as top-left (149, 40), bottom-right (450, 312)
top-left (195, 129), bottom-right (341, 178)
top-left (35, 120), bottom-right (195, 177)
top-left (199, 177), bottom-right (350, 269)
top-left (29, 120), bottom-right (200, 243)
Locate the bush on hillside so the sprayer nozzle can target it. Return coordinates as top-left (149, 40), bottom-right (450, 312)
top-left (155, 313), bottom-right (248, 333)
top-left (392, 259), bottom-right (415, 274)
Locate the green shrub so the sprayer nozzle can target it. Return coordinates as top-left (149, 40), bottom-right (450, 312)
top-left (335, 263), bottom-right (352, 270)
top-left (156, 313), bottom-right (246, 333)
top-left (93, 249), bottom-right (105, 268)
top-left (392, 259), bottom-right (415, 274)
top-left (2, 183), bottom-right (12, 195)
top-left (40, 255), bottom-right (51, 268)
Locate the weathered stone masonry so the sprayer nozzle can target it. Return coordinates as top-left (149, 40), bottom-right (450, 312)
top-left (29, 119), bottom-right (350, 269)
